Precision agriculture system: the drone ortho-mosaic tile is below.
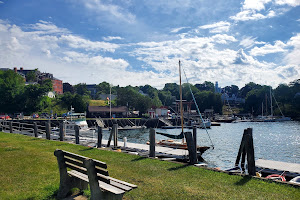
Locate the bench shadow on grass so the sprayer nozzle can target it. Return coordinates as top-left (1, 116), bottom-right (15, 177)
top-left (235, 176), bottom-right (252, 186)
top-left (131, 156), bottom-right (147, 162)
top-left (168, 164), bottom-right (189, 171)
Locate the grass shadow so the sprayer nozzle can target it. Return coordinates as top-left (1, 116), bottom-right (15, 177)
top-left (235, 176), bottom-right (252, 186)
top-left (168, 164), bottom-right (189, 171)
top-left (79, 147), bottom-right (94, 152)
top-left (131, 156), bottom-right (147, 162)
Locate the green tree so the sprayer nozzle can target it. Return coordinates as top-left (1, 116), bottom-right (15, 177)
top-left (163, 83), bottom-right (179, 99)
top-left (0, 70), bottom-right (25, 113)
top-left (74, 83), bottom-right (90, 96)
top-left (195, 81), bottom-right (215, 92)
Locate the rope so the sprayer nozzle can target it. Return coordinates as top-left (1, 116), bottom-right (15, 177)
top-left (181, 64), bottom-right (215, 149)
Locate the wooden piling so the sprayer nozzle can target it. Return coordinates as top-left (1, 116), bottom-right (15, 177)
top-left (113, 124), bottom-right (118, 147)
top-left (193, 126), bottom-right (197, 153)
top-left (9, 121), bottom-right (13, 133)
top-left (107, 127), bottom-right (113, 147)
top-left (235, 128), bottom-right (256, 175)
top-left (34, 122), bottom-right (38, 137)
top-left (46, 121), bottom-right (51, 140)
top-left (246, 128), bottom-right (255, 176)
top-left (184, 132), bottom-right (198, 164)
top-left (97, 126), bottom-right (102, 148)
top-left (75, 125), bottom-right (79, 144)
top-left (59, 122), bottom-right (64, 141)
top-left (149, 128), bottom-right (156, 157)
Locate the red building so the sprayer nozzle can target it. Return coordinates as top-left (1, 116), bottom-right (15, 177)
top-left (52, 78), bottom-right (63, 94)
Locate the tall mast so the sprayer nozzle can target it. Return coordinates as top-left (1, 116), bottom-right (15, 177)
top-left (179, 60), bottom-right (184, 142)
top-left (270, 87), bottom-right (273, 117)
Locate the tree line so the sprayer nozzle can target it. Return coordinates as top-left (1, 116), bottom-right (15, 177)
top-left (0, 69), bottom-right (299, 119)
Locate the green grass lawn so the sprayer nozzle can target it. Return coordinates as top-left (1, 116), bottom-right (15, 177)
top-left (0, 131), bottom-right (299, 200)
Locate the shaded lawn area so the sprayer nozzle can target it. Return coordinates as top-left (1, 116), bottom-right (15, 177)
top-left (0, 132), bottom-right (299, 200)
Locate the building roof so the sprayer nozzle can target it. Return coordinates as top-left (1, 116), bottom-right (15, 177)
top-left (88, 106), bottom-right (128, 113)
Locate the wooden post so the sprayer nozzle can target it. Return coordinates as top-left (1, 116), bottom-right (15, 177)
top-left (54, 149), bottom-right (73, 199)
top-left (193, 125), bottom-right (197, 153)
top-left (84, 159), bottom-right (105, 199)
top-left (75, 125), bottom-right (79, 144)
top-left (97, 126), bottom-right (102, 148)
top-left (46, 121), bottom-right (51, 140)
top-left (149, 128), bottom-right (156, 157)
top-left (113, 124), bottom-right (118, 147)
top-left (34, 122), bottom-right (38, 137)
top-left (59, 122), bottom-right (64, 141)
top-left (235, 128), bottom-right (256, 175)
top-left (9, 121), bottom-right (13, 133)
top-left (246, 128), bottom-right (256, 176)
top-left (235, 129), bottom-right (247, 167)
top-left (107, 127), bottom-right (113, 147)
top-left (184, 132), bottom-right (198, 164)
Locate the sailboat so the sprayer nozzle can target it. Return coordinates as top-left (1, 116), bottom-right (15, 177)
top-left (155, 60), bottom-right (211, 154)
top-left (254, 88), bottom-right (291, 122)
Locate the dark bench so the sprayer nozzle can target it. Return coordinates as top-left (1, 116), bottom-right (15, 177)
top-left (54, 149), bottom-right (137, 200)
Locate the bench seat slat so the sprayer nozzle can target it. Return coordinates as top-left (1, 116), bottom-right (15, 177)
top-left (107, 176), bottom-right (138, 188)
top-left (68, 170), bottom-right (125, 195)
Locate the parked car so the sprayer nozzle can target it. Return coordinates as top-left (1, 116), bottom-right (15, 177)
top-left (0, 115), bottom-right (10, 120)
top-left (32, 113), bottom-right (39, 118)
top-left (13, 113), bottom-right (23, 119)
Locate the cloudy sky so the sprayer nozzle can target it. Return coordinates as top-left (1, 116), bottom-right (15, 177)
top-left (0, 0), bottom-right (299, 89)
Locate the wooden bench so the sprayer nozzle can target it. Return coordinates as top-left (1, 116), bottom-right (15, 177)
top-left (54, 149), bottom-right (137, 200)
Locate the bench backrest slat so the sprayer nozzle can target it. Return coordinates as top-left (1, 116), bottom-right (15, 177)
top-left (66, 162), bottom-right (88, 175)
top-left (63, 150), bottom-right (107, 169)
top-left (65, 157), bottom-right (85, 168)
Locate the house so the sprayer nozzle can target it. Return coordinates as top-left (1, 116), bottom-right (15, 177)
top-left (147, 107), bottom-right (170, 118)
top-left (87, 106), bottom-right (128, 118)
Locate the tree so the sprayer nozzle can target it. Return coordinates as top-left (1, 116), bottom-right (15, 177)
top-left (74, 83), bottom-right (90, 96)
top-left (0, 70), bottom-right (25, 113)
top-left (96, 82), bottom-right (111, 94)
top-left (63, 82), bottom-right (74, 94)
top-left (163, 83), bottom-right (179, 99)
top-left (195, 81), bottom-right (214, 92)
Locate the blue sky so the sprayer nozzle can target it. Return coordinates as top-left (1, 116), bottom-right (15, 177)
top-left (0, 0), bottom-right (299, 89)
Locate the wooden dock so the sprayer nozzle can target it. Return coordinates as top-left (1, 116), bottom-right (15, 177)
top-left (102, 139), bottom-right (189, 157)
top-left (256, 159), bottom-right (300, 173)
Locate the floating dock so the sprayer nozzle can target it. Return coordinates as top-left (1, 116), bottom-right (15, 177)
top-left (256, 159), bottom-right (300, 174)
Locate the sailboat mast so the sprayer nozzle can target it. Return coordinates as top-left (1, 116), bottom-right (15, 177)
top-left (270, 87), bottom-right (273, 117)
top-left (179, 60), bottom-right (184, 140)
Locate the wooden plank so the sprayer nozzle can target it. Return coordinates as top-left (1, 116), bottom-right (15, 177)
top-left (62, 150), bottom-right (107, 169)
top-left (110, 180), bottom-right (132, 191)
top-left (69, 170), bottom-right (125, 195)
top-left (107, 176), bottom-right (138, 188)
top-left (65, 157), bottom-right (84, 168)
top-left (256, 159), bottom-right (300, 173)
top-left (66, 162), bottom-right (87, 175)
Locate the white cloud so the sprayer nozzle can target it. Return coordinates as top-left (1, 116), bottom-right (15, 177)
top-left (239, 36), bottom-right (266, 49)
top-left (77, 0), bottom-right (136, 24)
top-left (29, 20), bottom-right (69, 35)
top-left (170, 27), bottom-right (190, 33)
top-left (275, 0), bottom-right (300, 6)
top-left (285, 33), bottom-right (300, 65)
top-left (230, 0), bottom-right (299, 21)
top-left (0, 1), bottom-right (3, 4)
top-left (242, 0), bottom-right (272, 11)
top-left (103, 36), bottom-right (123, 41)
top-left (199, 21), bottom-right (231, 33)
top-left (60, 35), bottom-right (119, 52)
top-left (250, 40), bottom-right (287, 56)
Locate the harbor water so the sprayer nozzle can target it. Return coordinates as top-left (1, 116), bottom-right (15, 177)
top-left (101, 121), bottom-right (300, 170)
